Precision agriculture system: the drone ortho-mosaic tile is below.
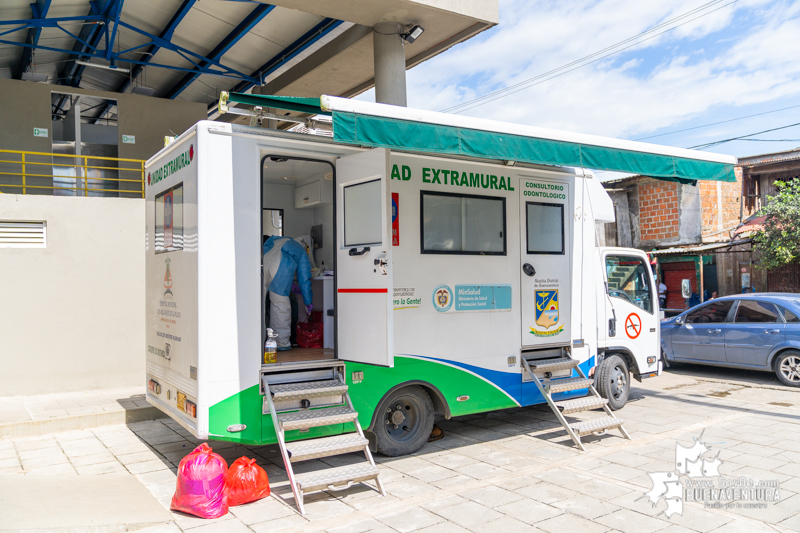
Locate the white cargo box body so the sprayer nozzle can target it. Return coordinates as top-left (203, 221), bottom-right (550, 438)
top-left (144, 122), bottom-right (604, 441)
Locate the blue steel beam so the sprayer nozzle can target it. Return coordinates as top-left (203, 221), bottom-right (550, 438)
top-left (93, 0), bottom-right (197, 122)
top-left (13, 0), bottom-right (53, 79)
top-left (164, 4), bottom-right (274, 100)
top-left (59, 0), bottom-right (119, 88)
top-left (212, 17), bottom-right (343, 115)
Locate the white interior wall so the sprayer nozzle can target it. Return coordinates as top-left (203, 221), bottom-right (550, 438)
top-left (0, 194), bottom-right (145, 396)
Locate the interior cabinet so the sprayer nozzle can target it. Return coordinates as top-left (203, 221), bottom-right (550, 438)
top-left (294, 179), bottom-right (332, 209)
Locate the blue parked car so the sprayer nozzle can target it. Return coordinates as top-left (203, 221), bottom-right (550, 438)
top-left (661, 293), bottom-right (800, 387)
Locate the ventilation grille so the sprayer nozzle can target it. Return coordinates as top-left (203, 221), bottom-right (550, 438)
top-left (0, 221), bottom-right (46, 248)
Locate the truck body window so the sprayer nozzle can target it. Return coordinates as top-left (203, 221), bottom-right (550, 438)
top-left (526, 202), bottom-right (564, 254)
top-left (421, 191), bottom-right (505, 255)
top-left (605, 255), bottom-right (653, 314)
top-left (155, 184), bottom-right (183, 253)
top-left (343, 179), bottom-right (381, 247)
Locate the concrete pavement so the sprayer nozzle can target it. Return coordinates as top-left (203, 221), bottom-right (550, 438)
top-left (1, 369), bottom-right (799, 532)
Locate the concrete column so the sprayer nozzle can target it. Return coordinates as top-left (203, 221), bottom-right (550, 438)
top-left (373, 22), bottom-right (407, 107)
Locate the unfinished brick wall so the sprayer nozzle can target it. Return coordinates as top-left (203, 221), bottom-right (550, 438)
top-left (700, 166), bottom-right (743, 241)
top-left (638, 180), bottom-right (679, 243)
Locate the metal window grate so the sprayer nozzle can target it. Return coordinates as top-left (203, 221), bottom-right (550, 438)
top-left (0, 221), bottom-right (46, 248)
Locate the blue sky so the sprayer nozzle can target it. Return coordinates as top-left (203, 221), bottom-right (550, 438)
top-left (358, 0), bottom-right (800, 177)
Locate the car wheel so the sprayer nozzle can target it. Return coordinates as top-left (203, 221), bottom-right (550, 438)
top-left (374, 385), bottom-right (435, 457)
top-left (774, 351), bottom-right (800, 387)
top-left (595, 355), bottom-right (630, 411)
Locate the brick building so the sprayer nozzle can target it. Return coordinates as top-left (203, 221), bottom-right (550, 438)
top-left (601, 148), bottom-right (800, 306)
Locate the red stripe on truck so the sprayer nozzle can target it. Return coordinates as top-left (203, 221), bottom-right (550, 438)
top-left (337, 288), bottom-right (388, 293)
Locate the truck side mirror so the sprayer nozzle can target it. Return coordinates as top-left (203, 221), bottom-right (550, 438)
top-left (681, 279), bottom-right (691, 299)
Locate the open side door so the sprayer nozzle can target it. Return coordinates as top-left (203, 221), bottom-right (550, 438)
top-left (335, 148), bottom-right (394, 367)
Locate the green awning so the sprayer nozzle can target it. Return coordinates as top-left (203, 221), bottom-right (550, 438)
top-left (331, 111), bottom-right (736, 183)
top-left (220, 92), bottom-right (329, 116)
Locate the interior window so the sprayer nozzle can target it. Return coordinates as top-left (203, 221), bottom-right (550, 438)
top-left (781, 307), bottom-right (800, 323)
top-left (155, 184), bottom-right (183, 253)
top-left (526, 202), bottom-right (564, 254)
top-left (605, 255), bottom-right (653, 314)
top-left (685, 300), bottom-right (734, 323)
top-left (735, 300), bottom-right (780, 323)
top-left (421, 191), bottom-right (505, 254)
top-left (343, 179), bottom-right (381, 247)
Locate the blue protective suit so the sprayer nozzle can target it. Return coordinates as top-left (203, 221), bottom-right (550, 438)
top-left (263, 236), bottom-right (313, 305)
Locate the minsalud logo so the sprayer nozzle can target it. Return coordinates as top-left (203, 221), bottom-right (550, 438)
top-left (643, 430), bottom-right (781, 517)
top-left (148, 144), bottom-right (194, 187)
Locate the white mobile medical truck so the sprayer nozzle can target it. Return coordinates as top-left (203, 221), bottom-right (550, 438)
top-left (145, 93), bottom-right (737, 512)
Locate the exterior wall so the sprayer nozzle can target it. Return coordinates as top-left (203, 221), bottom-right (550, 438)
top-left (638, 180), bottom-right (680, 244)
top-left (700, 167), bottom-right (743, 242)
top-left (0, 194), bottom-right (144, 396)
top-left (0, 78), bottom-right (206, 195)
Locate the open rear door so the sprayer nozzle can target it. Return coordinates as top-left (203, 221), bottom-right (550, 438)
top-left (336, 148), bottom-right (394, 367)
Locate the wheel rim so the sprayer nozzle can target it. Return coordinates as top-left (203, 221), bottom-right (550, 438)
top-left (779, 355), bottom-right (800, 383)
top-left (610, 364), bottom-right (628, 399)
top-left (382, 394), bottom-right (424, 444)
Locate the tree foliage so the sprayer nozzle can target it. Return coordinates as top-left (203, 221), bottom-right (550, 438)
top-left (752, 178), bottom-right (800, 270)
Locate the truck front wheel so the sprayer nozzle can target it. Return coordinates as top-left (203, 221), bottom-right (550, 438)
top-left (595, 355), bottom-right (630, 411)
top-left (373, 386), bottom-right (434, 457)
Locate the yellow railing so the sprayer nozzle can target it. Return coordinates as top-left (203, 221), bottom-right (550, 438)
top-left (0, 149), bottom-right (145, 198)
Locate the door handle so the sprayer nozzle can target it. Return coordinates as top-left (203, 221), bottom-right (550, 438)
top-left (707, 329), bottom-right (721, 334)
top-left (522, 263), bottom-right (536, 277)
top-left (765, 329), bottom-right (781, 334)
top-left (348, 247), bottom-right (370, 256)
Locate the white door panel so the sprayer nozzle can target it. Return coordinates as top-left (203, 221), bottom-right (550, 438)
top-left (336, 148), bottom-right (394, 366)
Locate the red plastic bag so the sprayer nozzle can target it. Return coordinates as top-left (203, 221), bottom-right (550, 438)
top-left (296, 320), bottom-right (323, 348)
top-left (171, 443), bottom-right (229, 519)
top-left (224, 457), bottom-right (271, 506)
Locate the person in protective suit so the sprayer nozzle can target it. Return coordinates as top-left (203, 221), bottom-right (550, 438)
top-left (263, 236), bottom-right (313, 350)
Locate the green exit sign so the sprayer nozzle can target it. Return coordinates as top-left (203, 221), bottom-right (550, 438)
top-left (122, 135), bottom-right (136, 144)
top-left (33, 127), bottom-right (48, 138)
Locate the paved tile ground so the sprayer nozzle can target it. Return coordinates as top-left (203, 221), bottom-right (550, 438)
top-left (2, 369), bottom-right (799, 533)
top-left (0, 386), bottom-right (147, 423)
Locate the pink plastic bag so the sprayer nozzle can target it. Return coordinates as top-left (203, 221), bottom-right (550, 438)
top-left (171, 443), bottom-right (229, 519)
top-left (224, 457), bottom-right (270, 506)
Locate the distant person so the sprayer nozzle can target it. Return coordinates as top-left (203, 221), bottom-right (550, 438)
top-left (710, 291), bottom-right (718, 300)
top-left (658, 280), bottom-right (667, 309)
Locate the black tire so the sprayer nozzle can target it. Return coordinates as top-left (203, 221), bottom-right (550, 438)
top-left (595, 355), bottom-right (630, 411)
top-left (373, 385), bottom-right (435, 457)
top-left (774, 350), bottom-right (800, 387)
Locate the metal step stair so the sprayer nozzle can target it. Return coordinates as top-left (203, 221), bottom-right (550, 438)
top-left (522, 356), bottom-right (630, 451)
top-left (262, 363), bottom-right (384, 515)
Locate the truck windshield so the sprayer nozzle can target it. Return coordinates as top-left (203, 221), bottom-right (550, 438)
top-left (606, 255), bottom-right (653, 314)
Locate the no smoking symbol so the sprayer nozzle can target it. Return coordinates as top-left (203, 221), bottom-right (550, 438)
top-left (625, 313), bottom-right (642, 339)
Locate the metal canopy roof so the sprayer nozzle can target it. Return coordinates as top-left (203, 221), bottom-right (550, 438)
top-left (0, 0), bottom-right (496, 125)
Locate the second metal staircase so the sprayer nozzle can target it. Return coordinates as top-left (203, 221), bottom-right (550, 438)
top-left (261, 361), bottom-right (384, 514)
top-left (521, 355), bottom-right (630, 451)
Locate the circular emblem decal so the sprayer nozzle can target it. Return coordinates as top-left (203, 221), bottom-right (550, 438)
top-left (432, 284), bottom-right (453, 312)
top-left (625, 312), bottom-right (642, 339)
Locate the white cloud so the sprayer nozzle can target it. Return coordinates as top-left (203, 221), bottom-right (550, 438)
top-left (391, 0), bottom-right (800, 151)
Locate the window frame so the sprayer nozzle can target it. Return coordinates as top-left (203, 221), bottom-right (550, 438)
top-left (155, 182), bottom-right (184, 254)
top-left (684, 299), bottom-right (736, 324)
top-left (733, 299), bottom-right (783, 324)
top-left (343, 178), bottom-right (383, 248)
top-left (419, 190), bottom-right (507, 256)
top-left (525, 201), bottom-right (565, 255)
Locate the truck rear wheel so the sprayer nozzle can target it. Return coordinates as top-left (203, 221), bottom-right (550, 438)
top-left (374, 386), bottom-right (434, 457)
top-left (595, 355), bottom-right (630, 411)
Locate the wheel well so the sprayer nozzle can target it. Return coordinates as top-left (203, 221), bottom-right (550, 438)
top-left (601, 348), bottom-right (641, 382)
top-left (364, 380), bottom-right (450, 452)
top-left (770, 347), bottom-right (800, 370)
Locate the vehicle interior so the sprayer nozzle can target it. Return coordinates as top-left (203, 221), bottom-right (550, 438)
top-left (261, 155), bottom-right (336, 365)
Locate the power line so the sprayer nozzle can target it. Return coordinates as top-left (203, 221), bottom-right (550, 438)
top-left (687, 121), bottom-right (800, 149)
top-left (441, 0), bottom-right (739, 115)
top-left (634, 103), bottom-right (800, 141)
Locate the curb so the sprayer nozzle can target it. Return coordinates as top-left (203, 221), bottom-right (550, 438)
top-left (0, 406), bottom-right (166, 440)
